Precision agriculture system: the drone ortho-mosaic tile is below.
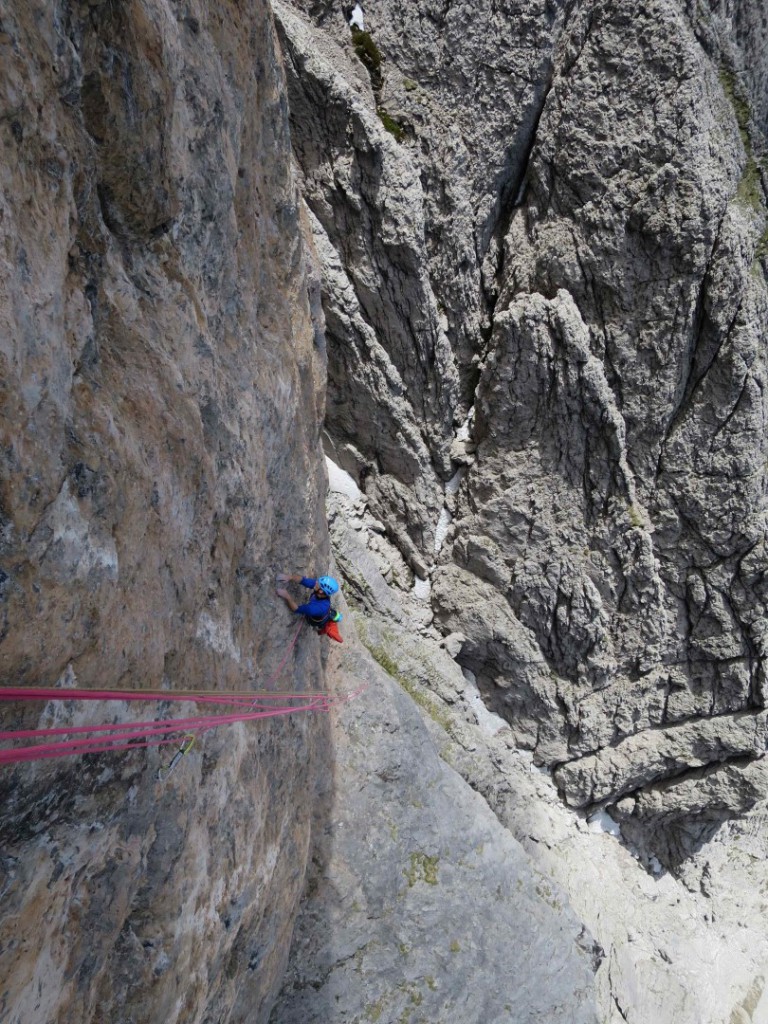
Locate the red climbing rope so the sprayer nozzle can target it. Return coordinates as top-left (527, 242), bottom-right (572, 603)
top-left (261, 619), bottom-right (305, 691)
top-left (0, 699), bottom-right (336, 764)
top-left (0, 620), bottom-right (363, 767)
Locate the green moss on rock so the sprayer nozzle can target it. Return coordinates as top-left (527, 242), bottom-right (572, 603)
top-left (377, 108), bottom-right (404, 142)
top-left (351, 26), bottom-right (383, 90)
top-left (719, 68), bottom-right (766, 214)
top-left (404, 851), bottom-right (440, 886)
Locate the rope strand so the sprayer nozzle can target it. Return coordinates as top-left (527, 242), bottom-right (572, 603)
top-left (0, 618), bottom-right (363, 768)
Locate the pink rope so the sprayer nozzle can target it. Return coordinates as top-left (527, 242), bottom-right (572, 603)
top-left (0, 689), bottom-right (321, 708)
top-left (0, 695), bottom-right (333, 742)
top-left (0, 697), bottom-right (341, 765)
top-left (0, 618), bottom-right (354, 767)
top-left (259, 619), bottom-right (305, 692)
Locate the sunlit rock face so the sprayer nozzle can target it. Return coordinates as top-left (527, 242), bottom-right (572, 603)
top-left (3, 0), bottom-right (768, 1022)
top-left (276, 0), bottom-right (768, 854)
top-left (0, 2), bottom-right (329, 1021)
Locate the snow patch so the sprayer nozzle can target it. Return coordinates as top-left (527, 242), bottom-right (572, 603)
top-left (462, 669), bottom-right (508, 736)
top-left (445, 468), bottom-right (464, 495)
top-left (413, 577), bottom-right (432, 602)
top-left (455, 407), bottom-right (474, 442)
top-left (587, 810), bottom-right (622, 837)
top-left (326, 456), bottom-right (363, 501)
top-left (349, 3), bottom-right (365, 29)
top-left (434, 507), bottom-right (452, 554)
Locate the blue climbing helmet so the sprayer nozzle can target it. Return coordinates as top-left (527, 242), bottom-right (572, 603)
top-left (317, 575), bottom-right (340, 596)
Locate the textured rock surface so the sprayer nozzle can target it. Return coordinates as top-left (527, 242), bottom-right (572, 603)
top-left (270, 636), bottom-right (600, 1024)
top-left (4, 0), bottom-right (768, 1022)
top-left (305, 478), bottom-right (768, 1024)
top-left (0, 2), bottom-right (328, 1021)
top-left (277, 0), bottom-right (768, 859)
top-left (269, 1), bottom-right (768, 1019)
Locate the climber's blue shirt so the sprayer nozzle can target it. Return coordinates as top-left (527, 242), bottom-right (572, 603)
top-left (295, 578), bottom-right (331, 622)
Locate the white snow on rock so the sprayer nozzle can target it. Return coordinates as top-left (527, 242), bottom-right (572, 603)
top-left (445, 468), bottom-right (464, 495)
top-left (455, 407), bottom-right (474, 443)
top-left (413, 576), bottom-right (432, 601)
top-left (587, 810), bottom-right (622, 838)
top-left (434, 507), bottom-right (453, 554)
top-left (326, 456), bottom-right (363, 500)
top-left (462, 668), bottom-right (509, 736)
top-left (349, 3), bottom-right (364, 30)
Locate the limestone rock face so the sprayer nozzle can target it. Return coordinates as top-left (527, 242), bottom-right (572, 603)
top-left (4, 0), bottom-right (768, 1022)
top-left (270, 641), bottom-right (600, 1024)
top-left (0, 2), bottom-right (328, 1021)
top-left (303, 473), bottom-right (768, 1024)
top-left (277, 0), bottom-right (768, 861)
top-left (448, 0), bottom-right (768, 833)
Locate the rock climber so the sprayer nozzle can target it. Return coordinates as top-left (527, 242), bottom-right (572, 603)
top-left (276, 573), bottom-right (344, 642)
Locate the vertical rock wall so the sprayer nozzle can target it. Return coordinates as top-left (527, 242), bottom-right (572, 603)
top-left (277, 0), bottom-right (768, 863)
top-left (446, 0), bottom-right (768, 849)
top-left (0, 1), bottom-right (329, 1021)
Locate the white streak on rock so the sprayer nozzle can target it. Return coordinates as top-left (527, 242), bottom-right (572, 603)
top-left (196, 612), bottom-right (241, 661)
top-left (48, 483), bottom-right (119, 581)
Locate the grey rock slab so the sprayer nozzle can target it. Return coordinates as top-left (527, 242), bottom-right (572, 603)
top-left (321, 507), bottom-right (768, 1024)
top-left (271, 641), bottom-right (600, 1024)
top-left (554, 709), bottom-right (768, 808)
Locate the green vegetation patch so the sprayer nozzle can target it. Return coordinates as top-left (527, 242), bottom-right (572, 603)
top-left (738, 156), bottom-right (764, 213)
top-left (351, 26), bottom-right (383, 89)
top-left (404, 851), bottom-right (440, 887)
top-left (719, 68), bottom-right (751, 147)
top-left (365, 638), bottom-right (454, 733)
top-left (535, 879), bottom-right (563, 911)
top-left (719, 68), bottom-right (766, 215)
top-left (365, 998), bottom-right (385, 1022)
top-left (369, 642), bottom-right (400, 678)
top-left (377, 108), bottom-right (404, 142)
top-left (628, 503), bottom-right (645, 529)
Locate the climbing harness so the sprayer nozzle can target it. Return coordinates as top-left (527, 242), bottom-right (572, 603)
top-left (306, 606), bottom-right (343, 641)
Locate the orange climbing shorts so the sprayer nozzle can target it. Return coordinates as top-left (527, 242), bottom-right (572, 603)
top-left (319, 620), bottom-right (343, 643)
